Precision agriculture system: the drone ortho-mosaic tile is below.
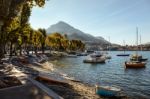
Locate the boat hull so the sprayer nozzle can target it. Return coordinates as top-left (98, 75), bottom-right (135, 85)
top-left (83, 59), bottom-right (105, 63)
top-left (105, 56), bottom-right (111, 59)
top-left (125, 62), bottom-right (146, 68)
top-left (96, 86), bottom-right (121, 97)
top-left (130, 58), bottom-right (148, 62)
top-left (96, 89), bottom-right (117, 97)
top-left (117, 54), bottom-right (130, 56)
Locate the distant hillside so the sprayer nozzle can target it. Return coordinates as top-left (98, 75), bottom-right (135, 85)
top-left (144, 42), bottom-right (150, 45)
top-left (46, 21), bottom-right (109, 45)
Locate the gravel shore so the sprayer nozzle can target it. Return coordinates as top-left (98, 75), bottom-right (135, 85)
top-left (0, 54), bottom-right (128, 99)
top-left (0, 55), bottom-right (102, 99)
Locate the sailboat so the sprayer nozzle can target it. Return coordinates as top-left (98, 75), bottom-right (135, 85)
top-left (125, 27), bottom-right (146, 68)
top-left (117, 40), bottom-right (130, 56)
top-left (130, 35), bottom-right (148, 62)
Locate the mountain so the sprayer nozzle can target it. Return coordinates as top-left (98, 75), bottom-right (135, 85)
top-left (46, 21), bottom-right (109, 44)
top-left (144, 42), bottom-right (150, 45)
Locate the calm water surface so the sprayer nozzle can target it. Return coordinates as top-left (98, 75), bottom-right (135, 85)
top-left (49, 51), bottom-right (150, 98)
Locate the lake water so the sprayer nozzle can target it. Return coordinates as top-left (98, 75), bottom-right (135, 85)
top-left (49, 51), bottom-right (150, 98)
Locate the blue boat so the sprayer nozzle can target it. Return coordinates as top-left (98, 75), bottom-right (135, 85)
top-left (96, 85), bottom-right (121, 97)
top-left (117, 54), bottom-right (130, 56)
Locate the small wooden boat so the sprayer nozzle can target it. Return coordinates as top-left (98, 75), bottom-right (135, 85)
top-left (35, 74), bottom-right (67, 85)
top-left (125, 61), bottom-right (146, 68)
top-left (95, 85), bottom-right (121, 97)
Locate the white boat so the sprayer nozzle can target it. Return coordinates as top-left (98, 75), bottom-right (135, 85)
top-left (83, 51), bottom-right (106, 63)
top-left (90, 51), bottom-right (103, 57)
top-left (105, 55), bottom-right (112, 59)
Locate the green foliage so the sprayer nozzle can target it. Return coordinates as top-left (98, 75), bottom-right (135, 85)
top-left (20, 3), bottom-right (31, 26)
top-left (0, 0), bottom-right (48, 58)
top-left (27, 0), bottom-right (47, 7)
top-left (38, 28), bottom-right (47, 53)
top-left (46, 33), bottom-right (85, 51)
top-left (0, 0), bottom-right (85, 58)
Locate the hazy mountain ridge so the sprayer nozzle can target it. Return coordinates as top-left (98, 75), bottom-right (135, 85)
top-left (144, 42), bottom-right (150, 45)
top-left (46, 21), bottom-right (109, 44)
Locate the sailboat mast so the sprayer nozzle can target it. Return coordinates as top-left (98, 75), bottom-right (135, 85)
top-left (140, 35), bottom-right (142, 51)
top-left (108, 36), bottom-right (110, 51)
top-left (123, 40), bottom-right (125, 54)
top-left (136, 27), bottom-right (139, 57)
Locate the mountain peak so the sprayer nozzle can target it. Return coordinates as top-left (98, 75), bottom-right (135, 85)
top-left (57, 21), bottom-right (67, 24)
top-left (46, 21), bottom-right (109, 44)
top-left (55, 21), bottom-right (72, 28)
top-left (47, 21), bottom-right (78, 35)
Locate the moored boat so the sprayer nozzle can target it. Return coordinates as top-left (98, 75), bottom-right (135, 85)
top-left (83, 57), bottom-right (105, 63)
top-left (90, 51), bottom-right (103, 57)
top-left (35, 74), bottom-right (68, 85)
top-left (95, 85), bottom-right (121, 97)
top-left (83, 51), bottom-right (106, 63)
top-left (125, 27), bottom-right (147, 68)
top-left (117, 54), bottom-right (130, 56)
top-left (105, 55), bottom-right (112, 59)
top-left (125, 61), bottom-right (146, 68)
top-left (117, 40), bottom-right (130, 57)
top-left (130, 54), bottom-right (148, 62)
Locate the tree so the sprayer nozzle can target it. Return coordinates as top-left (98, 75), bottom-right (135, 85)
top-left (0, 0), bottom-right (47, 59)
top-left (46, 33), bottom-right (85, 52)
top-left (32, 30), bottom-right (42, 54)
top-left (38, 28), bottom-right (47, 54)
top-left (46, 35), bottom-right (55, 50)
top-left (69, 40), bottom-right (85, 51)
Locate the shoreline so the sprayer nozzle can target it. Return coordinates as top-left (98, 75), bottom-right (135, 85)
top-left (0, 54), bottom-right (103, 99)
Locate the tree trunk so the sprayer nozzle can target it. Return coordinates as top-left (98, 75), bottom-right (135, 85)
top-left (10, 42), bottom-right (13, 56)
top-left (0, 43), bottom-right (4, 60)
top-left (34, 46), bottom-right (37, 55)
top-left (0, 20), bottom-right (4, 60)
top-left (26, 45), bottom-right (29, 55)
top-left (42, 45), bottom-right (45, 54)
top-left (19, 45), bottom-right (22, 56)
top-left (4, 43), bottom-right (7, 54)
top-left (32, 46), bottom-right (34, 55)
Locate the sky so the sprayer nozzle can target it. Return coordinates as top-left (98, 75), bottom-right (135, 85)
top-left (30, 0), bottom-right (150, 45)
